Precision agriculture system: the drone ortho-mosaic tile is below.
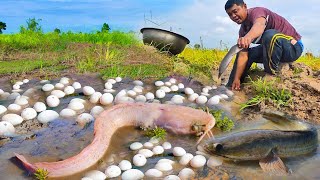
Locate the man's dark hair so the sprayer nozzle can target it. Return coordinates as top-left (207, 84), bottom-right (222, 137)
top-left (225, 0), bottom-right (245, 10)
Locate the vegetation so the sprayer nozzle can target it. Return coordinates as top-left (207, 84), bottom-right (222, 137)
top-left (240, 77), bottom-right (292, 110)
top-left (34, 168), bottom-right (49, 180)
top-left (145, 126), bottom-right (167, 140)
top-left (199, 107), bottom-right (234, 131)
top-left (0, 21), bottom-right (6, 34)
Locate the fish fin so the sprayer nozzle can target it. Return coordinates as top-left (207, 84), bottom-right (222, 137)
top-left (259, 151), bottom-right (289, 175)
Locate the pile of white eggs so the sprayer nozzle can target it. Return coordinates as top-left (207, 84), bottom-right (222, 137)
top-left (0, 76), bottom-right (233, 140)
top-left (81, 137), bottom-right (223, 180)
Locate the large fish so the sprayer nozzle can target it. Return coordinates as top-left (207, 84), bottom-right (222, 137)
top-left (200, 110), bottom-right (318, 175)
top-left (218, 16), bottom-right (269, 78)
top-left (15, 103), bottom-right (215, 178)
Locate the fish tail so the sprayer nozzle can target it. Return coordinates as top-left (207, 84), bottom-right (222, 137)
top-left (14, 153), bottom-right (37, 173)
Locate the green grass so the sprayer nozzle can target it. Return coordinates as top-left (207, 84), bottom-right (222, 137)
top-left (145, 126), bottom-right (167, 140)
top-left (297, 54), bottom-right (320, 70)
top-left (240, 77), bottom-right (292, 110)
top-left (0, 59), bottom-right (59, 74)
top-left (34, 168), bottom-right (49, 180)
top-left (0, 31), bottom-right (139, 52)
top-left (100, 64), bottom-right (171, 80)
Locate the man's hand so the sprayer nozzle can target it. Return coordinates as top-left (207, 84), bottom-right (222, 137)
top-left (231, 79), bottom-right (241, 91)
top-left (237, 36), bottom-right (252, 49)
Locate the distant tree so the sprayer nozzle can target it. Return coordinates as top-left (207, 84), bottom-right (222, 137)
top-left (101, 23), bottom-right (110, 32)
top-left (0, 21), bottom-right (6, 34)
top-left (54, 28), bottom-right (61, 34)
top-left (194, 44), bottom-right (201, 49)
top-left (20, 18), bottom-right (42, 33)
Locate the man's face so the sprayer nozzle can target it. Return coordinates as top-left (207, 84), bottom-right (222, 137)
top-left (226, 4), bottom-right (247, 24)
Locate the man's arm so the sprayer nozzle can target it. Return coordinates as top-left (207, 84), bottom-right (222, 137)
top-left (232, 50), bottom-right (248, 90)
top-left (238, 17), bottom-right (267, 49)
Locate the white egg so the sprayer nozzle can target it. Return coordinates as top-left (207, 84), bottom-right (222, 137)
top-left (83, 86), bottom-right (95, 96)
top-left (115, 77), bottom-right (122, 82)
top-left (184, 88), bottom-right (194, 95)
top-left (164, 175), bottom-right (180, 180)
top-left (226, 89), bottom-right (234, 97)
top-left (33, 102), bottom-right (46, 112)
top-left (149, 137), bottom-right (160, 144)
top-left (179, 153), bottom-right (194, 166)
top-left (152, 145), bottom-right (164, 155)
top-left (90, 106), bottom-right (104, 117)
top-left (202, 87), bottom-right (209, 94)
top-left (89, 92), bottom-right (103, 104)
top-left (155, 89), bottom-right (165, 99)
top-left (118, 160), bottom-right (132, 171)
top-left (171, 95), bottom-right (184, 104)
top-left (145, 92), bottom-right (155, 100)
top-left (173, 147), bottom-right (186, 157)
top-left (207, 95), bottom-right (220, 105)
top-left (207, 156), bottom-right (223, 168)
top-left (155, 81), bottom-right (164, 87)
top-left (46, 95), bottom-right (60, 107)
top-left (1, 92), bottom-right (10, 99)
top-left (51, 90), bottom-right (65, 98)
top-left (135, 95), bottom-right (146, 102)
top-left (162, 142), bottom-right (172, 150)
top-left (169, 78), bottom-right (177, 84)
top-left (37, 110), bottom-right (59, 123)
top-left (60, 108), bottom-right (77, 118)
top-left (40, 80), bottom-right (50, 84)
top-left (7, 104), bottom-right (22, 113)
top-left (121, 169), bottom-right (144, 180)
top-left (133, 154), bottom-right (147, 167)
top-left (190, 155), bottom-right (206, 168)
top-left (160, 86), bottom-right (171, 93)
top-left (157, 159), bottom-right (175, 165)
top-left (0, 89), bottom-right (4, 94)
top-left (164, 81), bottom-right (172, 86)
top-left (54, 83), bottom-right (65, 90)
top-left (133, 86), bottom-right (143, 93)
top-left (143, 142), bottom-right (154, 149)
top-left (100, 93), bottom-right (114, 105)
top-left (219, 94), bottom-right (229, 99)
top-left (14, 96), bottom-right (29, 106)
top-left (130, 142), bottom-right (143, 150)
top-left (59, 77), bottom-right (70, 85)
top-left (42, 84), bottom-right (54, 92)
top-left (107, 79), bottom-right (117, 84)
top-left (81, 177), bottom-right (93, 180)
top-left (64, 86), bottom-right (75, 95)
top-left (133, 80), bottom-right (144, 86)
top-left (205, 86), bottom-right (213, 90)
top-left (2, 114), bottom-right (23, 126)
top-left (178, 83), bottom-right (185, 89)
top-left (170, 85), bottom-right (179, 92)
top-left (188, 93), bottom-right (199, 102)
top-left (84, 170), bottom-right (106, 180)
top-left (127, 90), bottom-right (137, 97)
top-left (71, 82), bottom-right (81, 90)
top-left (21, 108), bottom-right (37, 120)
top-left (145, 169), bottom-right (163, 178)
top-left (155, 162), bottom-right (173, 171)
top-left (104, 82), bottom-right (113, 90)
top-left (196, 95), bottom-right (208, 104)
top-left (76, 113), bottom-right (94, 125)
top-left (0, 121), bottom-right (15, 136)
top-left (70, 98), bottom-right (86, 104)
top-left (12, 84), bottom-right (20, 90)
top-left (105, 165), bottom-right (121, 178)
top-left (23, 79), bottom-right (29, 83)
top-left (211, 85), bottom-right (218, 90)
top-left (138, 149), bottom-right (153, 158)
top-left (178, 168), bottom-right (195, 179)
top-left (0, 105), bottom-right (7, 115)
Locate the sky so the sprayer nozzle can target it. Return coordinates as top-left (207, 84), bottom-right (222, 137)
top-left (0, 0), bottom-right (319, 54)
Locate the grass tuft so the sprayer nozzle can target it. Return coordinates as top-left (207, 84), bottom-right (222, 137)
top-left (34, 168), bottom-right (49, 180)
top-left (145, 126), bottom-right (167, 140)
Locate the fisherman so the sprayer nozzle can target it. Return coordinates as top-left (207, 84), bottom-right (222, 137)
top-left (225, 0), bottom-right (304, 90)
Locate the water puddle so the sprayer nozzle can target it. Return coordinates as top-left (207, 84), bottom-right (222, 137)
top-left (0, 74), bottom-right (318, 179)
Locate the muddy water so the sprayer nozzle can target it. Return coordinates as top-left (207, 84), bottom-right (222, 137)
top-left (0, 75), bottom-right (319, 179)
